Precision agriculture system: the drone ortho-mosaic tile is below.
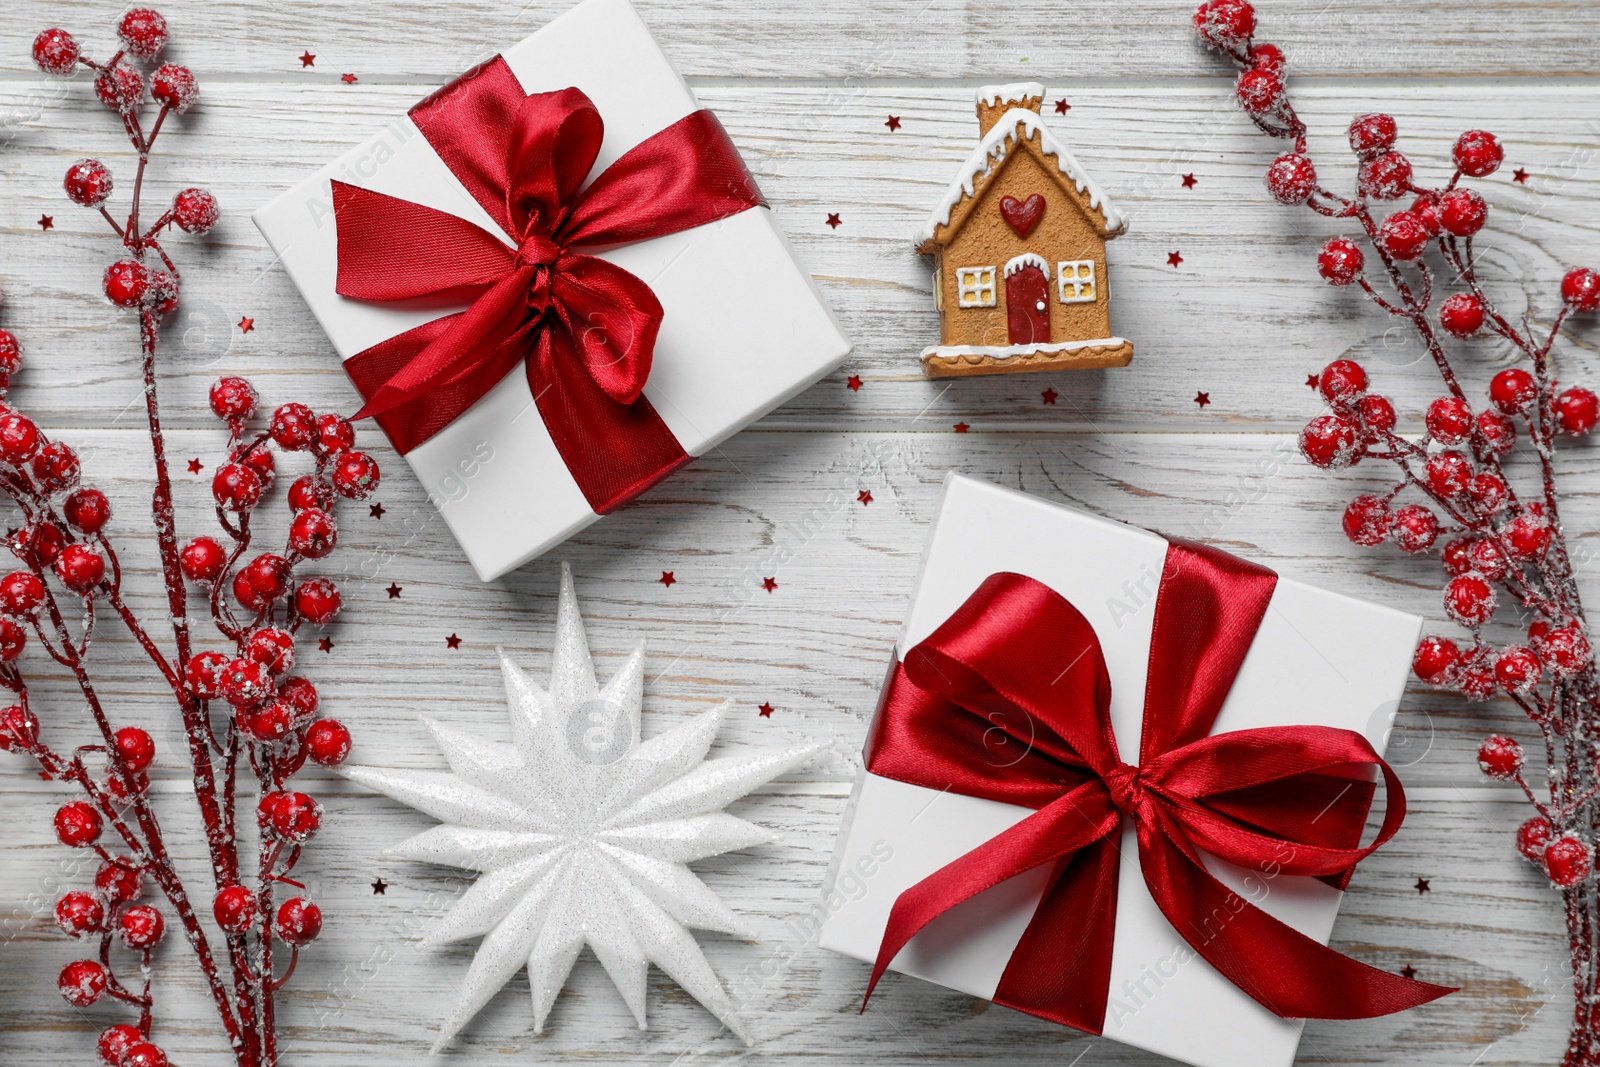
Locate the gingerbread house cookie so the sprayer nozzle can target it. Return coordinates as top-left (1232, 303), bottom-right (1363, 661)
top-left (917, 83), bottom-right (1132, 378)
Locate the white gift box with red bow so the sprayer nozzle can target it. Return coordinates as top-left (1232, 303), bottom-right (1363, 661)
top-left (253, 0), bottom-right (850, 580)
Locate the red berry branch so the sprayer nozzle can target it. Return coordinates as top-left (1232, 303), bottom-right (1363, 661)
top-left (3, 11), bottom-right (381, 1067)
top-left (1195, 3), bottom-right (1600, 1064)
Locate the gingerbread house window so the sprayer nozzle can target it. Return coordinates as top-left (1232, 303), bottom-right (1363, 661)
top-left (956, 266), bottom-right (997, 308)
top-left (1057, 260), bottom-right (1096, 304)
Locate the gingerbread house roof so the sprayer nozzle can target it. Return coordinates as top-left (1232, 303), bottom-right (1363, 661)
top-left (916, 107), bottom-right (1127, 251)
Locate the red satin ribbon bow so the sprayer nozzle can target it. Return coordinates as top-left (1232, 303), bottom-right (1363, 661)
top-left (331, 56), bottom-right (765, 512)
top-left (863, 541), bottom-right (1452, 1032)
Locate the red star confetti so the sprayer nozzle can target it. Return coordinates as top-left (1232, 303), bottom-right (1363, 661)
top-left (371, 877), bottom-right (387, 894)
top-left (1181, 173), bottom-right (1197, 189)
top-left (884, 115), bottom-right (901, 132)
top-left (857, 490), bottom-right (873, 505)
top-left (1166, 251), bottom-right (1183, 268)
top-left (318, 637), bottom-right (334, 653)
top-left (1305, 373), bottom-right (1320, 390)
top-left (298, 50), bottom-right (315, 67)
top-left (953, 421), bottom-right (969, 433)
top-left (1054, 99), bottom-right (1070, 114)
top-left (445, 633), bottom-right (462, 649)
top-left (38, 215), bottom-right (53, 230)
top-left (1041, 387), bottom-right (1058, 405)
top-left (1194, 391), bottom-right (1210, 408)
top-left (385, 583), bottom-right (402, 599)
top-left (1415, 878), bottom-right (1430, 894)
top-left (758, 702), bottom-right (774, 718)
top-left (341, 73), bottom-right (358, 84)
top-left (659, 571), bottom-right (675, 587)
top-left (1513, 168), bottom-right (1529, 184)
top-left (846, 374), bottom-right (862, 391)
top-left (825, 213), bottom-right (842, 230)
top-left (761, 577), bottom-right (778, 593)
top-left (186, 458), bottom-right (203, 474)
top-left (237, 316), bottom-right (254, 333)
top-left (368, 502), bottom-right (385, 519)
top-left (1400, 965), bottom-right (1418, 980)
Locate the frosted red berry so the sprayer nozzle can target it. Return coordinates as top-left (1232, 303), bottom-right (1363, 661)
top-left (220, 657), bottom-right (273, 708)
top-left (1299, 414), bottom-right (1360, 469)
top-left (0, 414), bottom-right (40, 465)
top-left (1561, 267), bottom-right (1600, 312)
top-left (306, 719), bottom-right (352, 766)
top-left (150, 63), bottom-right (198, 113)
top-left (267, 792), bottom-right (322, 841)
top-left (1490, 367), bottom-right (1537, 414)
top-left (1347, 113), bottom-right (1397, 160)
top-left (179, 536), bottom-right (225, 582)
top-left (0, 704), bottom-right (38, 751)
top-left (1467, 474), bottom-right (1509, 518)
top-left (0, 330), bottom-right (20, 376)
top-left (55, 800), bottom-right (102, 847)
top-left (289, 508), bottom-right (338, 559)
top-left (270, 403), bottom-right (317, 450)
top-left (1478, 410), bottom-right (1516, 453)
top-left (16, 522), bottom-right (65, 567)
top-left (118, 904), bottom-right (165, 949)
top-left (1317, 359), bottom-right (1367, 404)
top-left (279, 676), bottom-right (319, 720)
top-left (32, 441), bottom-right (81, 493)
top-left (1495, 645), bottom-right (1542, 694)
top-left (1517, 816), bottom-right (1554, 862)
top-left (1317, 237), bottom-right (1363, 285)
top-left (103, 259), bottom-right (151, 309)
top-left (1425, 396), bottom-right (1472, 443)
top-left (212, 462), bottom-right (262, 511)
top-left (1441, 536), bottom-right (1473, 576)
top-left (1544, 835), bottom-right (1593, 888)
top-left (55, 544), bottom-right (105, 594)
top-left (1544, 625), bottom-right (1593, 677)
top-left (120, 1044), bottom-right (169, 1067)
top-left (1439, 293), bottom-right (1485, 337)
top-left (184, 649), bottom-right (229, 699)
top-left (245, 627), bottom-right (295, 674)
top-left (99, 1026), bottom-right (145, 1067)
top-left (1250, 42), bottom-right (1284, 73)
top-left (1236, 69), bottom-right (1283, 115)
top-left (146, 269), bottom-right (179, 316)
top-left (172, 188), bottom-right (220, 235)
top-left (331, 450), bottom-right (381, 500)
top-left (244, 553), bottom-right (291, 600)
top-left (274, 897), bottom-right (323, 946)
top-left (58, 959), bottom-right (108, 1006)
top-left (114, 726), bottom-right (155, 772)
top-left (213, 884), bottom-right (257, 934)
top-left (316, 413), bottom-right (356, 456)
top-left (1425, 450), bottom-right (1472, 498)
top-left (1358, 151), bottom-right (1412, 200)
top-left (1458, 650), bottom-right (1497, 701)
top-left (95, 859), bottom-right (143, 903)
top-left (1390, 503), bottom-right (1439, 553)
top-left (1445, 572), bottom-right (1496, 626)
top-left (1504, 512), bottom-right (1552, 560)
top-left (64, 159), bottom-right (114, 208)
top-left (0, 571), bottom-right (45, 617)
top-left (32, 28), bottom-right (80, 76)
top-left (94, 63), bottom-right (144, 115)
top-left (1413, 635), bottom-right (1461, 683)
top-left (295, 577), bottom-right (341, 624)
top-left (209, 376), bottom-right (256, 421)
top-left (1378, 211), bottom-right (1429, 260)
top-left (0, 619), bottom-right (27, 662)
top-left (1192, 0), bottom-right (1256, 47)
top-left (1453, 130), bottom-right (1504, 178)
top-left (1355, 394), bottom-right (1396, 436)
top-left (246, 700), bottom-right (294, 743)
top-left (64, 487), bottom-right (112, 533)
top-left (1556, 387), bottom-right (1600, 435)
top-left (1438, 188), bottom-right (1488, 237)
top-left (55, 890), bottom-right (105, 937)
top-left (1409, 192), bottom-right (1442, 236)
top-left (288, 474), bottom-right (333, 512)
top-left (117, 8), bottom-right (169, 59)
top-left (239, 444), bottom-right (275, 491)
top-left (1478, 734), bottom-right (1524, 779)
top-left (1342, 495), bottom-right (1391, 546)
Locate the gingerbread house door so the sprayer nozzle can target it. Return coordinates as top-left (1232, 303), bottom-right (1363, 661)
top-left (1005, 262), bottom-right (1050, 345)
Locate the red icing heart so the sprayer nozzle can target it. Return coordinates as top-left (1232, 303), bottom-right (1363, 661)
top-left (999, 193), bottom-right (1046, 238)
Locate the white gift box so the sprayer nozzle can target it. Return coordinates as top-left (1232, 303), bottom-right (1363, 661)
top-left (252, 0), bottom-right (851, 580)
top-left (818, 474), bottom-right (1422, 1067)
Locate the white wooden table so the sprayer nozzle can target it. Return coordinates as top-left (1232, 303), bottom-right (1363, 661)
top-left (0, 1), bottom-right (1595, 1063)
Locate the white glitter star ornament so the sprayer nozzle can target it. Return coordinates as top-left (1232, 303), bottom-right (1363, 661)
top-left (342, 565), bottom-right (821, 1048)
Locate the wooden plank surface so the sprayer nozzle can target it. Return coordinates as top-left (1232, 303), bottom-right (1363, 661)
top-left (0, 0), bottom-right (1594, 1064)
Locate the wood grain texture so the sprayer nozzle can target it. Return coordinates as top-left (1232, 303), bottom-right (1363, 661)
top-left (0, 0), bottom-right (1593, 1064)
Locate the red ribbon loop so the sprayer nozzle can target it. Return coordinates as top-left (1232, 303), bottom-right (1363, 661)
top-left (862, 548), bottom-right (1453, 1032)
top-left (330, 58), bottom-right (765, 513)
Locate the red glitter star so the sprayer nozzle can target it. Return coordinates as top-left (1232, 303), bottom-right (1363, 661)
top-left (758, 702), bottom-right (774, 718)
top-left (884, 115), bottom-right (901, 132)
top-left (385, 583), bottom-right (402, 599)
top-left (38, 215), bottom-right (53, 230)
top-left (1414, 878), bottom-right (1430, 894)
top-left (659, 570), bottom-right (676, 587)
top-left (857, 490), bottom-right (873, 505)
top-left (368, 502), bottom-right (385, 519)
top-left (761, 577), bottom-right (778, 593)
top-left (371, 877), bottom-right (387, 894)
top-left (1305, 373), bottom-right (1320, 390)
top-left (846, 374), bottom-right (862, 391)
top-left (1194, 391), bottom-right (1210, 408)
top-left (237, 316), bottom-right (254, 333)
top-left (1513, 168), bottom-right (1529, 184)
top-left (1041, 387), bottom-right (1058, 405)
top-left (298, 50), bottom-right (315, 67)
top-left (318, 637), bottom-right (334, 653)
top-left (445, 633), bottom-right (462, 649)
top-left (186, 458), bottom-right (203, 474)
top-left (1054, 99), bottom-right (1070, 114)
top-left (341, 73), bottom-right (358, 84)
top-left (953, 421), bottom-right (970, 433)
top-left (1181, 173), bottom-right (1197, 189)
top-left (1166, 251), bottom-right (1183, 268)
top-left (1400, 965), bottom-right (1417, 980)
top-left (825, 213), bottom-right (842, 229)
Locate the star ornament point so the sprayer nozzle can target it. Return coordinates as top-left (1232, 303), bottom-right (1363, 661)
top-left (343, 565), bottom-right (821, 1046)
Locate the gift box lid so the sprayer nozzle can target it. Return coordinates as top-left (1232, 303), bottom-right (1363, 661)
top-left (819, 473), bottom-right (1424, 1067)
top-left (251, 0), bottom-right (851, 580)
